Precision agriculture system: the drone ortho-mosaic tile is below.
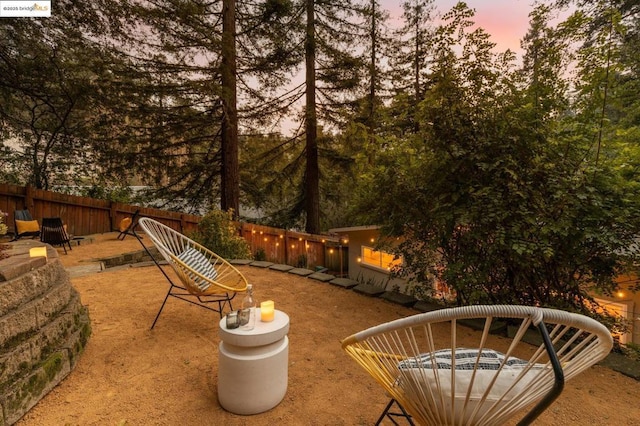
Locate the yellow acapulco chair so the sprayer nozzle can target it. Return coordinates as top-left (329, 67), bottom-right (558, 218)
top-left (135, 217), bottom-right (248, 329)
top-left (342, 305), bottom-right (613, 426)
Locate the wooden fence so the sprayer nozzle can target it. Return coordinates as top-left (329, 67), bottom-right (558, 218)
top-left (0, 183), bottom-right (346, 273)
top-left (239, 222), bottom-right (348, 275)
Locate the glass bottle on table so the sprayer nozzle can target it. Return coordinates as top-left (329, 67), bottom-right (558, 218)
top-left (240, 284), bottom-right (256, 330)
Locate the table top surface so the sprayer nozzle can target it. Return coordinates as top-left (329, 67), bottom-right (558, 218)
top-left (219, 309), bottom-right (289, 347)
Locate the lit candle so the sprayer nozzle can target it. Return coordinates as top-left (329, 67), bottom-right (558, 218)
top-left (29, 247), bottom-right (47, 259)
top-left (260, 300), bottom-right (275, 322)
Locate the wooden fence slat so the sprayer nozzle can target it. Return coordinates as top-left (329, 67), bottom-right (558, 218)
top-left (0, 183), bottom-right (344, 271)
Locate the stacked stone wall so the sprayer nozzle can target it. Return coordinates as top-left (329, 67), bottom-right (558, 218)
top-left (0, 241), bottom-right (90, 425)
top-left (100, 246), bottom-right (159, 268)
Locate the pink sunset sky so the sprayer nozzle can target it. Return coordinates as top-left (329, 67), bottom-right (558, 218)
top-left (382, 0), bottom-right (536, 55)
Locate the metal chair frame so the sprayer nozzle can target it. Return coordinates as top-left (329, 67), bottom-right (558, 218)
top-left (117, 209), bottom-right (140, 241)
top-left (134, 217), bottom-right (248, 329)
top-left (376, 398), bottom-right (415, 426)
top-left (40, 217), bottom-right (72, 254)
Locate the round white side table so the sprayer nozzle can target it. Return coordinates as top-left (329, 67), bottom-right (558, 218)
top-left (217, 309), bottom-right (290, 415)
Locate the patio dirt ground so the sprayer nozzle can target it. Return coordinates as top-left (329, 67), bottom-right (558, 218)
top-left (13, 233), bottom-right (640, 425)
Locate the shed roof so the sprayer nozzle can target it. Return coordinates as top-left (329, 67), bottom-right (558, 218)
top-left (328, 225), bottom-right (380, 234)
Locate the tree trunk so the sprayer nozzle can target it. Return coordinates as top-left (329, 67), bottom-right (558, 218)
top-left (221, 0), bottom-right (240, 216)
top-left (304, 0), bottom-right (320, 234)
top-left (369, 0), bottom-right (377, 135)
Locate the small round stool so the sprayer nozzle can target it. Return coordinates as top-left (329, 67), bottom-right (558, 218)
top-left (217, 309), bottom-right (289, 415)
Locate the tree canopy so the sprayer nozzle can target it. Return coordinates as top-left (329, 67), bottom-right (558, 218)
top-left (351, 1), bottom-right (640, 317)
top-left (1, 0), bottom-right (639, 318)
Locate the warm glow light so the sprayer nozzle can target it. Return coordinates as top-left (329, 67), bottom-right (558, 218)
top-left (260, 231), bottom-right (263, 235)
top-left (279, 235), bottom-right (284, 239)
top-left (329, 249), bottom-right (334, 254)
top-left (370, 238), bottom-right (375, 243)
top-left (275, 242), bottom-right (279, 247)
top-left (260, 300), bottom-right (275, 322)
top-left (617, 291), bottom-right (625, 298)
top-left (357, 257), bottom-right (362, 262)
top-left (298, 237), bottom-right (302, 241)
top-left (321, 239), bottom-right (325, 243)
top-left (343, 239), bottom-right (348, 244)
top-left (291, 244), bottom-right (296, 249)
top-left (361, 246), bottom-right (403, 270)
top-left (29, 247), bottom-right (47, 259)
top-left (252, 229), bottom-right (256, 234)
top-left (264, 237), bottom-right (268, 242)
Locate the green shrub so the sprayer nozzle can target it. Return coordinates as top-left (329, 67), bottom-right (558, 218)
top-left (623, 342), bottom-right (640, 362)
top-left (190, 209), bottom-right (251, 260)
top-left (254, 247), bottom-right (266, 261)
top-left (296, 253), bottom-right (307, 268)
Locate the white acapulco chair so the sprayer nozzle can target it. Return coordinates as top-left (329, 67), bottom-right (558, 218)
top-left (341, 305), bottom-right (613, 426)
top-left (135, 217), bottom-right (248, 329)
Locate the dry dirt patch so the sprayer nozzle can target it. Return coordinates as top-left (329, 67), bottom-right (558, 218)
top-left (15, 233), bottom-right (640, 425)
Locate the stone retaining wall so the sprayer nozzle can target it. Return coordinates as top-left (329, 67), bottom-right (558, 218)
top-left (0, 241), bottom-right (91, 425)
top-left (100, 246), bottom-right (159, 269)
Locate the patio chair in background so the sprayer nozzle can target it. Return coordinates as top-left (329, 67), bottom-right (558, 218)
top-left (342, 305), bottom-right (613, 426)
top-left (12, 209), bottom-right (40, 241)
top-left (135, 217), bottom-right (249, 329)
top-left (40, 217), bottom-right (72, 254)
top-left (117, 209), bottom-right (140, 240)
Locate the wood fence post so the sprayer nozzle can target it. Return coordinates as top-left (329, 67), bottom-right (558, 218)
top-left (25, 185), bottom-right (34, 210)
top-left (109, 202), bottom-right (118, 232)
top-left (284, 230), bottom-right (289, 265)
top-left (180, 214), bottom-right (186, 233)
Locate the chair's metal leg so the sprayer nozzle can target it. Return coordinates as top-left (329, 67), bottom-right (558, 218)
top-left (150, 285), bottom-right (174, 330)
top-left (219, 294), bottom-right (236, 318)
top-left (376, 399), bottom-right (414, 426)
top-left (119, 210), bottom-right (140, 241)
top-left (134, 226), bottom-right (178, 330)
top-left (376, 399), bottom-right (395, 426)
top-left (516, 321), bottom-right (565, 425)
top-left (396, 402), bottom-right (415, 425)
